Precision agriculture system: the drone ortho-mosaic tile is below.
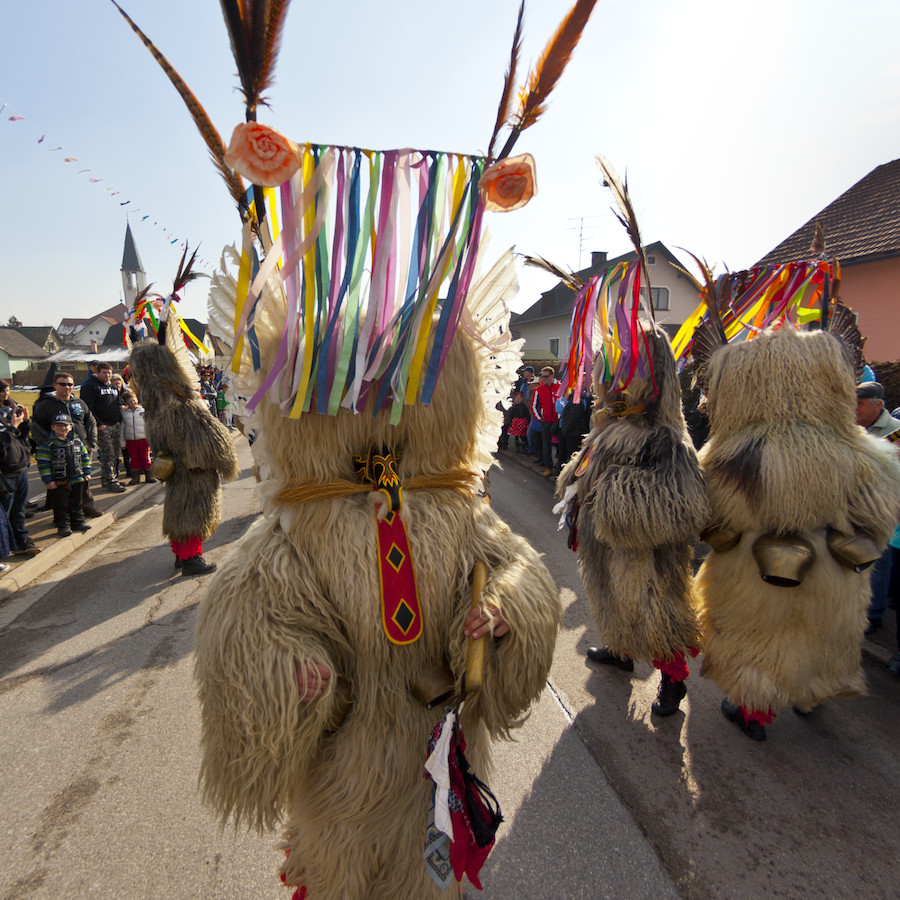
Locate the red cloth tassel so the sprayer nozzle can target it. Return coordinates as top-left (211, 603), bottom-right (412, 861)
top-left (651, 647), bottom-right (698, 682)
top-left (741, 706), bottom-right (775, 726)
top-left (170, 536), bottom-right (203, 560)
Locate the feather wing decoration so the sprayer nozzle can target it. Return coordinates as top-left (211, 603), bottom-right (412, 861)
top-left (110, 2), bottom-right (247, 215)
top-left (219, 0), bottom-right (292, 120)
top-left (487, 0), bottom-right (524, 158)
top-left (521, 253), bottom-right (583, 291)
top-left (458, 247), bottom-right (524, 478)
top-left (594, 154), bottom-right (653, 320)
top-left (826, 297), bottom-right (866, 380)
top-left (496, 0), bottom-right (598, 159)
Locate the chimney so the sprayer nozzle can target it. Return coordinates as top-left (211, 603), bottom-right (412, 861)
top-left (90, 339), bottom-right (98, 353)
top-left (591, 251), bottom-right (608, 269)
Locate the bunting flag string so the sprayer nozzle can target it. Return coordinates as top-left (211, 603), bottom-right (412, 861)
top-left (670, 259), bottom-right (837, 366)
top-left (1, 97), bottom-right (216, 271)
top-left (232, 143), bottom-right (487, 424)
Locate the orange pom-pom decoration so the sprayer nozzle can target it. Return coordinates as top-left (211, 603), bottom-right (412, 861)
top-left (479, 153), bottom-right (537, 212)
top-left (223, 122), bottom-right (302, 187)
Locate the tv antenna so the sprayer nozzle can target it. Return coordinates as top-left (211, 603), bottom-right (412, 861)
top-left (567, 215), bottom-right (603, 269)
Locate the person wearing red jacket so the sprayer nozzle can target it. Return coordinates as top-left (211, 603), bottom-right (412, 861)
top-left (530, 366), bottom-right (560, 477)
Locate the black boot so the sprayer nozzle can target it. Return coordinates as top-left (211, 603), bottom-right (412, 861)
top-left (181, 555), bottom-right (217, 577)
top-left (651, 673), bottom-right (687, 716)
top-left (721, 698), bottom-right (766, 741)
top-left (586, 646), bottom-right (635, 672)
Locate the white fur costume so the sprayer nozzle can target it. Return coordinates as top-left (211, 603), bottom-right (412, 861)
top-left (695, 326), bottom-right (900, 714)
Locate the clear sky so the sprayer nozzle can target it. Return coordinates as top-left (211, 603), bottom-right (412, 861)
top-left (3, 0), bottom-right (900, 328)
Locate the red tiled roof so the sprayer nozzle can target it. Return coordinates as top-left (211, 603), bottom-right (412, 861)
top-left (757, 159), bottom-right (900, 266)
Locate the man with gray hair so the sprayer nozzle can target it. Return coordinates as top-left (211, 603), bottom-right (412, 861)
top-left (856, 381), bottom-right (900, 437)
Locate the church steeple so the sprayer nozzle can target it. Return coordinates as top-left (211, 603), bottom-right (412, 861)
top-left (121, 222), bottom-right (147, 308)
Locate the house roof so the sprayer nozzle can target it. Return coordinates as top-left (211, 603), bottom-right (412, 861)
top-left (18, 326), bottom-right (58, 349)
top-left (511, 241), bottom-right (683, 327)
top-left (57, 304), bottom-right (128, 337)
top-left (757, 158), bottom-right (900, 266)
top-left (0, 327), bottom-right (49, 359)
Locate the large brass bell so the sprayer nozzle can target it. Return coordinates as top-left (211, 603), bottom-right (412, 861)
top-left (150, 453), bottom-right (176, 482)
top-left (700, 526), bottom-right (742, 553)
top-left (826, 527), bottom-right (881, 572)
top-left (751, 532), bottom-right (816, 587)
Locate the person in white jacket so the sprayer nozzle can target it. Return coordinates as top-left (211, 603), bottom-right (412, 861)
top-left (119, 391), bottom-right (157, 485)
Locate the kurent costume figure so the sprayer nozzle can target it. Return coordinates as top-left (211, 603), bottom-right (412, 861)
top-left (128, 282), bottom-right (239, 576)
top-left (555, 161), bottom-right (708, 716)
top-left (693, 322), bottom-right (900, 739)
top-left (195, 314), bottom-right (560, 897)
top-left (557, 307), bottom-right (707, 714)
top-left (113, 0), bottom-right (599, 892)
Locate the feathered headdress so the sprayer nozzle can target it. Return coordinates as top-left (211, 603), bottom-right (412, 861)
top-left (557, 156), bottom-right (659, 406)
top-left (112, 0), bottom-right (596, 420)
top-left (673, 231), bottom-right (864, 388)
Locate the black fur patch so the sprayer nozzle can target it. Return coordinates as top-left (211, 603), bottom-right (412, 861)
top-left (710, 439), bottom-right (763, 509)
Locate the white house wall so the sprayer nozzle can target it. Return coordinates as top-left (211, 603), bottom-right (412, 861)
top-left (516, 256), bottom-right (701, 358)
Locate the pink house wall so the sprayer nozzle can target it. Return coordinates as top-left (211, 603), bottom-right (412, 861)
top-left (840, 257), bottom-right (900, 362)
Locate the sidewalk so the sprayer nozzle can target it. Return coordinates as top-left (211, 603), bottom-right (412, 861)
top-left (0, 476), bottom-right (163, 601)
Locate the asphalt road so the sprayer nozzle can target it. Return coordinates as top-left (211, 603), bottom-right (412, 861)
top-left (1, 439), bottom-right (898, 899)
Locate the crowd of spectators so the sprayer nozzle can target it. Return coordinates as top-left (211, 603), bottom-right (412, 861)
top-left (0, 359), bottom-right (235, 573)
top-left (497, 365), bottom-right (591, 476)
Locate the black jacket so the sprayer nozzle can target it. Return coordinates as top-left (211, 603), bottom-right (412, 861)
top-left (80, 375), bottom-right (122, 426)
top-left (0, 423), bottom-right (31, 476)
top-left (32, 394), bottom-right (98, 448)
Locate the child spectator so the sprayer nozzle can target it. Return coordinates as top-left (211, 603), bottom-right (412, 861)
top-left (36, 414), bottom-right (92, 538)
top-left (122, 391), bottom-right (156, 485)
top-left (120, 390), bottom-right (157, 485)
top-left (216, 381), bottom-right (232, 427)
top-left (508, 391), bottom-right (530, 452)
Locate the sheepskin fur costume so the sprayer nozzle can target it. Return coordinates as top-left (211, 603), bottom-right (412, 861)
top-left (695, 326), bottom-right (900, 714)
top-left (129, 333), bottom-right (239, 542)
top-left (194, 285), bottom-right (560, 897)
top-left (557, 322), bottom-right (707, 662)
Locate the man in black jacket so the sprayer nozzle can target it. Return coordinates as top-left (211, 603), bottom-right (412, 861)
top-left (32, 371), bottom-right (102, 517)
top-left (80, 362), bottom-right (126, 493)
top-left (0, 407), bottom-right (39, 556)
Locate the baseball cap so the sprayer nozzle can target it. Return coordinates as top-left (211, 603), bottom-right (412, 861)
top-left (53, 414), bottom-right (73, 425)
top-left (857, 381), bottom-right (884, 400)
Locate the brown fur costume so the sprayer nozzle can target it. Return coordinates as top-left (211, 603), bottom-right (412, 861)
top-left (695, 326), bottom-right (900, 713)
top-left (129, 334), bottom-right (239, 542)
top-left (194, 318), bottom-right (560, 897)
top-left (557, 322), bottom-right (708, 662)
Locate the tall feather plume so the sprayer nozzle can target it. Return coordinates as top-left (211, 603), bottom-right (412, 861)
top-left (172, 244), bottom-right (204, 294)
top-left (809, 220), bottom-right (833, 330)
top-left (521, 254), bottom-right (583, 291)
top-left (679, 248), bottom-right (727, 389)
top-left (110, 2), bottom-right (247, 215)
top-left (498, 0), bottom-right (598, 159)
top-left (594, 154), bottom-right (652, 318)
top-left (219, 0), bottom-right (291, 121)
top-left (487, 0), bottom-right (524, 158)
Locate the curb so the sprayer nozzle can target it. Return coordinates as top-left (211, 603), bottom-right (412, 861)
top-left (0, 481), bottom-right (164, 602)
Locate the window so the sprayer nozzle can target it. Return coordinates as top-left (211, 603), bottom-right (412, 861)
top-left (647, 255), bottom-right (656, 265)
top-left (549, 338), bottom-right (559, 358)
top-left (640, 287), bottom-right (670, 311)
